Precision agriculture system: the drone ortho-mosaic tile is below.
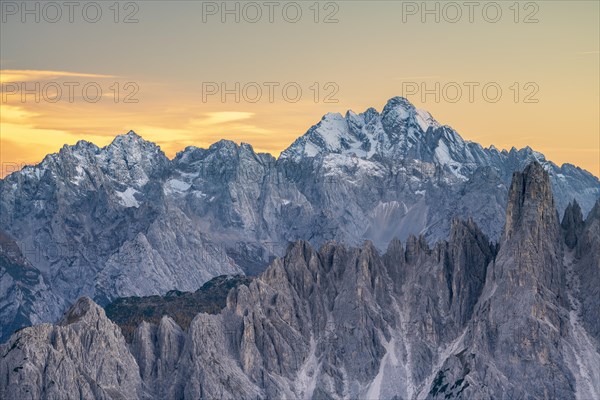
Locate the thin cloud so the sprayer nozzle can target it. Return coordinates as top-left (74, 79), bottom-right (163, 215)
top-left (0, 69), bottom-right (116, 84)
top-left (0, 104), bottom-right (39, 124)
top-left (191, 112), bottom-right (255, 126)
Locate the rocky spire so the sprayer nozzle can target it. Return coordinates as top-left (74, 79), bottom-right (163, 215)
top-left (584, 198), bottom-right (600, 226)
top-left (561, 199), bottom-right (584, 248)
top-left (499, 161), bottom-right (565, 298)
top-left (503, 161), bottom-right (559, 244)
top-left (432, 162), bottom-right (575, 400)
top-left (447, 218), bottom-right (494, 326)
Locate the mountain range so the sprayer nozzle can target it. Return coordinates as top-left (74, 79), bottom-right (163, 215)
top-left (1, 161), bottom-right (598, 399)
top-left (0, 96), bottom-right (598, 348)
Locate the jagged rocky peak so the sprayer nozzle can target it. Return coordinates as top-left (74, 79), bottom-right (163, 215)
top-left (5, 130), bottom-right (168, 188)
top-left (493, 161), bottom-right (567, 312)
top-left (273, 239), bottom-right (322, 285)
top-left (192, 139), bottom-right (246, 167)
top-left (171, 138), bottom-right (273, 190)
top-left (426, 171), bottom-right (591, 400)
top-left (503, 161), bottom-right (559, 242)
top-left (585, 197), bottom-right (600, 224)
top-left (404, 233), bottom-right (431, 264)
top-left (380, 96), bottom-right (440, 130)
top-left (102, 130), bottom-right (166, 163)
top-left (110, 129), bottom-right (147, 145)
top-left (209, 138), bottom-right (241, 152)
top-left (499, 163), bottom-right (567, 292)
top-left (381, 96), bottom-right (415, 119)
top-left (96, 131), bottom-right (170, 187)
top-left (59, 296), bottom-right (103, 325)
top-left (174, 138), bottom-right (273, 167)
top-left (276, 95), bottom-right (587, 189)
top-left (450, 216), bottom-right (479, 238)
top-left (0, 296), bottom-right (143, 400)
top-left (446, 217), bottom-right (495, 325)
top-left (203, 139), bottom-right (264, 157)
top-left (173, 145), bottom-right (206, 163)
top-left (59, 138), bottom-right (100, 156)
top-left (280, 96), bottom-right (442, 161)
top-left (104, 130), bottom-right (167, 158)
top-left (561, 200), bottom-right (584, 248)
top-left (361, 106), bottom-right (380, 122)
top-left (381, 96), bottom-right (421, 129)
top-left (385, 236), bottom-right (404, 254)
top-left (448, 217), bottom-right (496, 261)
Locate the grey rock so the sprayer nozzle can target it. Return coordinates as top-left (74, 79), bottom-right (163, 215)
top-left (562, 200), bottom-right (585, 249)
top-left (432, 162), bottom-right (575, 399)
top-left (573, 199), bottom-right (600, 344)
top-left (0, 133), bottom-right (243, 341)
top-left (0, 297), bottom-right (143, 400)
top-left (1, 97), bottom-right (598, 349)
top-left (0, 231), bottom-right (65, 343)
top-left (1, 163), bottom-right (598, 399)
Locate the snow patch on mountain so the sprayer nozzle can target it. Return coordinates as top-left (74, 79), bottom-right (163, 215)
top-left (415, 108), bottom-right (441, 132)
top-left (116, 187), bottom-right (140, 208)
top-left (165, 179), bottom-right (191, 194)
top-left (322, 154), bottom-right (385, 180)
top-left (70, 165), bottom-right (85, 185)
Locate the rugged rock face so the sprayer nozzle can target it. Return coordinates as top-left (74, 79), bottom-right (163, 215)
top-left (562, 200), bottom-right (585, 249)
top-left (1, 97), bottom-right (598, 343)
top-left (0, 133), bottom-right (244, 342)
top-left (0, 231), bottom-right (65, 342)
top-left (280, 97), bottom-right (599, 216)
top-left (431, 162), bottom-right (574, 399)
top-left (0, 297), bottom-right (143, 400)
top-left (573, 199), bottom-right (600, 344)
top-left (1, 162), bottom-right (597, 399)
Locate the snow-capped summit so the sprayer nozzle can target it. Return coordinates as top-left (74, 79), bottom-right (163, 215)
top-left (105, 130), bottom-right (162, 156)
top-left (280, 96), bottom-right (444, 162)
top-left (278, 97), bottom-right (577, 182)
top-left (97, 131), bottom-right (169, 188)
top-left (279, 96), bottom-right (486, 172)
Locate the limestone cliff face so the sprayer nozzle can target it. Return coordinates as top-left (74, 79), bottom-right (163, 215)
top-left (431, 162), bottom-right (574, 399)
top-left (0, 297), bottom-right (143, 400)
top-left (0, 231), bottom-right (65, 343)
top-left (573, 199), bottom-right (600, 344)
top-left (1, 163), bottom-right (598, 399)
top-left (562, 200), bottom-right (585, 249)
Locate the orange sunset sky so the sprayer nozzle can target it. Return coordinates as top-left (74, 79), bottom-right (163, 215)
top-left (1, 1), bottom-right (598, 178)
